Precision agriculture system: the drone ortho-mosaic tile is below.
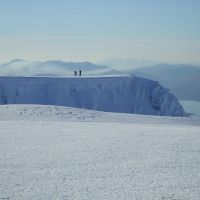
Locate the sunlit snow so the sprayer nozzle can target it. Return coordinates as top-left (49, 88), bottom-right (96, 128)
top-left (0, 105), bottom-right (200, 200)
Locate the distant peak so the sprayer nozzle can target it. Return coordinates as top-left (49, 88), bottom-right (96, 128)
top-left (10, 59), bottom-right (27, 63)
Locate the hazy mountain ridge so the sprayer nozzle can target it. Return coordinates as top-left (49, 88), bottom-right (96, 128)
top-left (0, 59), bottom-right (117, 76)
top-left (98, 59), bottom-right (200, 102)
top-left (99, 58), bottom-right (161, 70)
top-left (130, 64), bottom-right (200, 102)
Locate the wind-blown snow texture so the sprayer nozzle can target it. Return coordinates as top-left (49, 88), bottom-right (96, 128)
top-left (0, 76), bottom-right (185, 116)
top-left (0, 105), bottom-right (200, 200)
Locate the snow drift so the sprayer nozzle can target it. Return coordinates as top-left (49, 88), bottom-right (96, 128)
top-left (0, 76), bottom-right (186, 116)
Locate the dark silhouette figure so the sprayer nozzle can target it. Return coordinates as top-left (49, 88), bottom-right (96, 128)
top-left (74, 71), bottom-right (77, 76)
top-left (79, 70), bottom-right (82, 76)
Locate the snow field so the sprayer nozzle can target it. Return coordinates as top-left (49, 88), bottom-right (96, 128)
top-left (0, 105), bottom-right (200, 199)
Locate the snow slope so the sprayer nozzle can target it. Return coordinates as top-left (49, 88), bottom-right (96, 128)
top-left (0, 104), bottom-right (198, 126)
top-left (0, 76), bottom-right (185, 116)
top-left (0, 105), bottom-right (200, 200)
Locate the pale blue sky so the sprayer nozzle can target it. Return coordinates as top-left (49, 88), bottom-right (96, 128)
top-left (0, 0), bottom-right (200, 63)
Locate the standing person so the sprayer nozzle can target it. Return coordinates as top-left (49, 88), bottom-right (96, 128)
top-left (74, 71), bottom-right (77, 76)
top-left (79, 70), bottom-right (82, 76)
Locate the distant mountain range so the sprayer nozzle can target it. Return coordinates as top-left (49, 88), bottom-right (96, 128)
top-left (99, 58), bottom-right (200, 102)
top-left (130, 64), bottom-right (200, 102)
top-left (99, 58), bottom-right (161, 70)
top-left (0, 59), bottom-right (117, 76)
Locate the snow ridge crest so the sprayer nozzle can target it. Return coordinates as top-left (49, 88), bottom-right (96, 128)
top-left (0, 76), bottom-right (186, 116)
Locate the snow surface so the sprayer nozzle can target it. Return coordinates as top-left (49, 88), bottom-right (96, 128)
top-left (0, 76), bottom-right (185, 116)
top-left (0, 104), bottom-right (200, 200)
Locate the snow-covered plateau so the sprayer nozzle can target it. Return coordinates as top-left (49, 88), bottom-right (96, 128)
top-left (0, 76), bottom-right (185, 116)
top-left (0, 104), bottom-right (200, 200)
